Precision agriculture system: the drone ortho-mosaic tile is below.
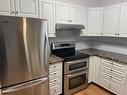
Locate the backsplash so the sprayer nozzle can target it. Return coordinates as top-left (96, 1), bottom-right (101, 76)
top-left (49, 30), bottom-right (92, 50)
top-left (90, 37), bottom-right (127, 55)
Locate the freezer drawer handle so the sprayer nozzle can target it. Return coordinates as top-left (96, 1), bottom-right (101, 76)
top-left (2, 77), bottom-right (48, 93)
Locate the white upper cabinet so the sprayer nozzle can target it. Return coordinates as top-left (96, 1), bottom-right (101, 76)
top-left (56, 2), bottom-right (85, 25)
top-left (69, 5), bottom-right (81, 24)
top-left (0, 0), bottom-right (38, 18)
top-left (0, 0), bottom-right (15, 16)
top-left (119, 3), bottom-right (127, 37)
top-left (87, 8), bottom-right (104, 36)
top-left (39, 0), bottom-right (56, 37)
top-left (15, 0), bottom-right (38, 18)
top-left (56, 3), bottom-right (70, 24)
top-left (80, 8), bottom-right (88, 36)
top-left (103, 4), bottom-right (121, 36)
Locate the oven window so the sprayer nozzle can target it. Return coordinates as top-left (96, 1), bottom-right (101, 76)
top-left (69, 74), bottom-right (86, 90)
top-left (69, 62), bottom-right (87, 71)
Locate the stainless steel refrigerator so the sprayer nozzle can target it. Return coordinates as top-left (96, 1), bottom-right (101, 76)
top-left (0, 16), bottom-right (50, 95)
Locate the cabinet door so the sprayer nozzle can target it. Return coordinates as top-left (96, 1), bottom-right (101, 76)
top-left (15, 0), bottom-right (38, 18)
top-left (69, 5), bottom-right (81, 24)
top-left (0, 0), bottom-right (15, 16)
top-left (39, 0), bottom-right (56, 37)
top-left (56, 3), bottom-right (70, 24)
top-left (80, 8), bottom-right (88, 36)
top-left (93, 56), bottom-right (101, 84)
top-left (88, 56), bottom-right (94, 83)
top-left (87, 8), bottom-right (104, 36)
top-left (119, 3), bottom-right (127, 37)
top-left (103, 5), bottom-right (120, 36)
top-left (88, 56), bottom-right (101, 84)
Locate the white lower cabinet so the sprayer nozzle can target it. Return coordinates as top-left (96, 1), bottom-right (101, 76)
top-left (89, 56), bottom-right (127, 95)
top-left (49, 62), bottom-right (62, 95)
top-left (88, 56), bottom-right (101, 84)
top-left (100, 58), bottom-right (127, 95)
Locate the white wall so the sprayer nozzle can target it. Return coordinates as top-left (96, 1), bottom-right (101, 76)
top-left (90, 37), bottom-right (127, 55)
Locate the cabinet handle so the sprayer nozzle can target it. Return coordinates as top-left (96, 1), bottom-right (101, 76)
top-left (115, 33), bottom-right (117, 35)
top-left (54, 66), bottom-right (56, 68)
top-left (110, 76), bottom-right (112, 78)
top-left (15, 11), bottom-right (18, 14)
top-left (11, 11), bottom-right (15, 14)
top-left (118, 33), bottom-right (120, 35)
top-left (100, 33), bottom-right (103, 35)
top-left (68, 20), bottom-right (72, 22)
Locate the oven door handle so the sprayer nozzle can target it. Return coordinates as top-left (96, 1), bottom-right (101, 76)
top-left (66, 59), bottom-right (88, 64)
top-left (66, 71), bottom-right (88, 78)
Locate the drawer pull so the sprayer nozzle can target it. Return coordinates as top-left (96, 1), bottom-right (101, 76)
top-left (54, 66), bottom-right (56, 68)
top-left (110, 76), bottom-right (112, 78)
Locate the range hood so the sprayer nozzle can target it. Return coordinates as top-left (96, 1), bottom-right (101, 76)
top-left (56, 23), bottom-right (85, 30)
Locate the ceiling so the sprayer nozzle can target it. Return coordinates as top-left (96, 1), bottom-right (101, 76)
top-left (56, 0), bottom-right (127, 6)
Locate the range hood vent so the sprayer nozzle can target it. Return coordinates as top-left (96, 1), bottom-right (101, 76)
top-left (56, 23), bottom-right (85, 30)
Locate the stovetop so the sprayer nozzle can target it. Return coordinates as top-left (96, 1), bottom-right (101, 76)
top-left (53, 51), bottom-right (90, 61)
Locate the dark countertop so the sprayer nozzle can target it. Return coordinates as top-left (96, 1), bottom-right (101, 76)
top-left (49, 54), bottom-right (63, 64)
top-left (78, 48), bottom-right (127, 64)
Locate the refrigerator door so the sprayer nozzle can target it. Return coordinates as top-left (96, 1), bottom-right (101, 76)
top-left (2, 77), bottom-right (49, 95)
top-left (0, 16), bottom-right (49, 88)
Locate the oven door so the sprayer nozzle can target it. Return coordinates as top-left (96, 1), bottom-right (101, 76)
top-left (64, 70), bottom-right (88, 95)
top-left (65, 58), bottom-right (89, 74)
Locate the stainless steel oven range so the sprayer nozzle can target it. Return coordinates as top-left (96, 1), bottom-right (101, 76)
top-left (51, 42), bottom-right (89, 95)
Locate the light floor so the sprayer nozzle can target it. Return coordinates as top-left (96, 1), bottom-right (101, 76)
top-left (73, 84), bottom-right (111, 95)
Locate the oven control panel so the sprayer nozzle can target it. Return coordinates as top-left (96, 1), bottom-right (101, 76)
top-left (51, 42), bottom-right (75, 50)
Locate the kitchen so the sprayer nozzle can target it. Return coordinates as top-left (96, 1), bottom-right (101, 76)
top-left (1, 0), bottom-right (127, 95)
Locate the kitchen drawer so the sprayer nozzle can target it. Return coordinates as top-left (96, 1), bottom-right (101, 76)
top-left (111, 69), bottom-right (126, 78)
top-left (111, 75), bottom-right (125, 86)
top-left (49, 69), bottom-right (62, 74)
top-left (50, 85), bottom-right (62, 95)
top-left (101, 59), bottom-right (113, 67)
top-left (49, 66), bottom-right (62, 71)
top-left (101, 78), bottom-right (124, 95)
top-left (110, 81), bottom-right (123, 95)
top-left (101, 66), bottom-right (112, 74)
top-left (101, 78), bottom-right (111, 90)
top-left (112, 63), bottom-right (125, 72)
top-left (49, 63), bottom-right (62, 68)
top-left (49, 72), bottom-right (62, 78)
top-left (101, 72), bottom-right (125, 86)
top-left (101, 67), bottom-right (126, 78)
top-left (49, 77), bottom-right (62, 82)
top-left (49, 77), bottom-right (62, 83)
top-left (50, 80), bottom-right (61, 87)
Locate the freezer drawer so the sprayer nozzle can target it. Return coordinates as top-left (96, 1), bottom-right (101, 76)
top-left (1, 77), bottom-right (49, 95)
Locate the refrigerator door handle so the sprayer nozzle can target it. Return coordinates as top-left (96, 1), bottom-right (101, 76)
top-left (44, 20), bottom-right (50, 72)
top-left (2, 77), bottom-right (48, 93)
